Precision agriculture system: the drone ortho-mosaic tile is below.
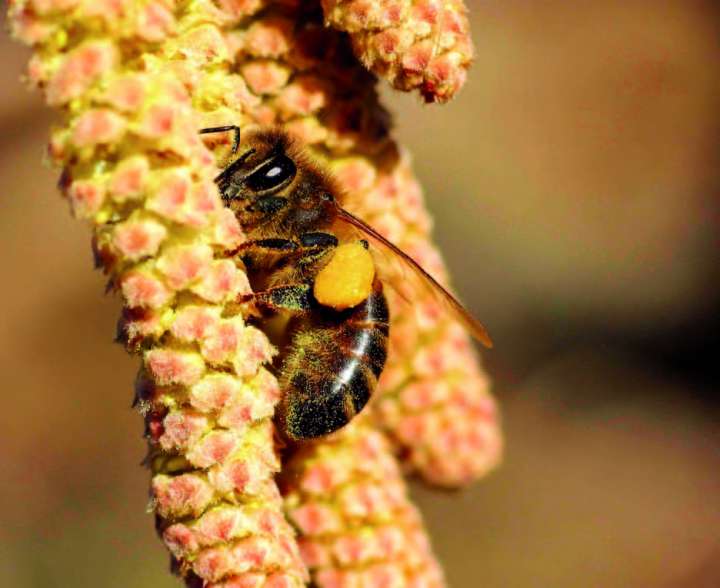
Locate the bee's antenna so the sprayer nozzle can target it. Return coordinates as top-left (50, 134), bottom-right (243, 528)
top-left (199, 125), bottom-right (241, 154)
top-left (213, 148), bottom-right (256, 184)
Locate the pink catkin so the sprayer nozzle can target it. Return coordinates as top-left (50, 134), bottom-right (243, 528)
top-left (9, 0), bottom-right (307, 585)
top-left (282, 419), bottom-right (446, 588)
top-left (9, 0), bottom-right (499, 585)
top-left (321, 0), bottom-right (474, 102)
top-left (336, 154), bottom-right (503, 487)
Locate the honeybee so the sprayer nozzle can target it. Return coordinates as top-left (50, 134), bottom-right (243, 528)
top-left (200, 125), bottom-right (492, 441)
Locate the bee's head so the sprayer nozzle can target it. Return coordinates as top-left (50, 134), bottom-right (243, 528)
top-left (214, 129), bottom-right (337, 233)
top-left (216, 130), bottom-right (295, 200)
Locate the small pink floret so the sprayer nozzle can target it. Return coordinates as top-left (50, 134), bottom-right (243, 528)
top-left (298, 538), bottom-right (330, 568)
top-left (110, 156), bottom-right (149, 199)
top-left (242, 62), bottom-right (290, 96)
top-left (171, 305), bottom-right (220, 342)
top-left (362, 563), bottom-right (404, 588)
top-left (139, 103), bottom-right (178, 138)
top-left (201, 320), bottom-right (241, 364)
top-left (212, 208), bottom-right (246, 249)
top-left (314, 569), bottom-right (350, 588)
top-left (250, 508), bottom-right (280, 538)
top-left (190, 374), bottom-right (240, 413)
top-left (146, 348), bottom-right (205, 386)
top-left (138, 1), bottom-right (175, 42)
top-left (290, 503), bottom-right (341, 536)
top-left (399, 381), bottom-right (439, 411)
top-left (160, 409), bottom-right (209, 451)
top-left (176, 21), bottom-right (228, 64)
top-left (401, 43), bottom-right (433, 74)
top-left (245, 18), bottom-right (292, 58)
top-left (121, 270), bottom-right (172, 308)
top-left (46, 41), bottom-right (117, 105)
top-left (214, 573), bottom-right (265, 588)
top-left (233, 536), bottom-right (272, 570)
top-left (72, 108), bottom-right (126, 147)
top-left (157, 244), bottom-right (214, 290)
top-left (163, 523), bottom-right (199, 558)
top-left (376, 526), bottom-right (405, 559)
top-left (251, 368), bottom-right (281, 405)
top-left (207, 456), bottom-right (260, 496)
top-left (216, 0), bottom-right (263, 20)
top-left (301, 462), bottom-right (337, 494)
top-left (193, 546), bottom-right (234, 582)
top-left (152, 473), bottom-right (214, 518)
top-left (66, 179), bottom-right (106, 218)
top-left (333, 533), bottom-right (369, 566)
top-left (113, 218), bottom-right (167, 260)
top-left (218, 402), bottom-right (253, 430)
top-left (277, 77), bottom-right (328, 116)
top-left (264, 573), bottom-right (299, 588)
top-left (427, 55), bottom-right (452, 85)
top-left (191, 180), bottom-right (222, 216)
top-left (395, 413), bottom-right (429, 446)
top-left (80, 0), bottom-right (124, 20)
top-left (105, 74), bottom-right (146, 111)
top-left (383, 2), bottom-right (403, 24)
top-left (147, 170), bottom-right (190, 220)
top-left (340, 482), bottom-right (387, 519)
top-left (373, 30), bottom-right (400, 58)
top-left (193, 507), bottom-right (248, 547)
top-left (412, 0), bottom-right (440, 25)
top-left (188, 430), bottom-right (238, 468)
top-left (192, 260), bottom-right (250, 303)
top-left (333, 159), bottom-right (376, 194)
top-left (233, 327), bottom-right (275, 376)
top-left (226, 460), bottom-right (251, 493)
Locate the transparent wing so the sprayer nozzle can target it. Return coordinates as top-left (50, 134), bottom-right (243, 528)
top-left (336, 207), bottom-right (493, 348)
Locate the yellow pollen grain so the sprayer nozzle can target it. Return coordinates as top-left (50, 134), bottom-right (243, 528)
top-left (314, 242), bottom-right (375, 310)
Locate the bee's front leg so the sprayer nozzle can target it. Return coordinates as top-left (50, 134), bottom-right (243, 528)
top-left (226, 233), bottom-right (338, 258)
top-left (238, 283), bottom-right (313, 315)
top-left (226, 238), bottom-right (299, 257)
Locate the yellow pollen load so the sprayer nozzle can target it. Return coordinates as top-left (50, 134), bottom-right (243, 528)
top-left (314, 242), bottom-right (376, 310)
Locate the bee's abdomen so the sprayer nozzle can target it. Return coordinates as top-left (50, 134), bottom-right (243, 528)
top-left (279, 281), bottom-right (389, 440)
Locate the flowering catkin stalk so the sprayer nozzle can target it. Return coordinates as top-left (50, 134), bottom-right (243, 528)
top-left (322, 0), bottom-right (474, 103)
top-left (10, 1), bottom-right (308, 585)
top-left (338, 154), bottom-right (502, 487)
top-left (9, 0), bottom-right (501, 584)
top-left (282, 417), bottom-right (446, 587)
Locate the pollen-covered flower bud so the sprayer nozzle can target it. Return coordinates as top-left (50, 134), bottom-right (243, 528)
top-left (282, 418), bottom-right (446, 587)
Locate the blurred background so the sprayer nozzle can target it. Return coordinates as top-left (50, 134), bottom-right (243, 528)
top-left (2, 0), bottom-right (719, 586)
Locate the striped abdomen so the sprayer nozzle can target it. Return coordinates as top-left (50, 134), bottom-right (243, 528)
top-left (278, 280), bottom-right (389, 440)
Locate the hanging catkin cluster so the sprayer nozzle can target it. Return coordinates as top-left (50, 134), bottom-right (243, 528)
top-left (8, 0), bottom-right (501, 585)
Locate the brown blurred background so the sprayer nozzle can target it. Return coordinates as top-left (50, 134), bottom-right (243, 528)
top-left (2, 1), bottom-right (720, 586)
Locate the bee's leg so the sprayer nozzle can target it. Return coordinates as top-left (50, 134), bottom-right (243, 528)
top-left (228, 233), bottom-right (338, 257)
top-left (227, 238), bottom-right (300, 257)
top-left (239, 283), bottom-right (313, 315)
top-left (298, 232), bottom-right (339, 248)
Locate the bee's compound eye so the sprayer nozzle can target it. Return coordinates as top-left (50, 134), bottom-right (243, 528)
top-left (245, 154), bottom-right (296, 192)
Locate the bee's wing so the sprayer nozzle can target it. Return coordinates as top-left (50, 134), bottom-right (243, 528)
top-left (335, 207), bottom-right (493, 348)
